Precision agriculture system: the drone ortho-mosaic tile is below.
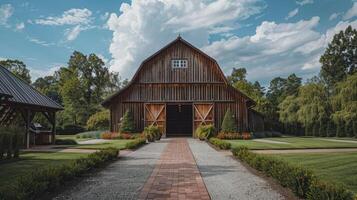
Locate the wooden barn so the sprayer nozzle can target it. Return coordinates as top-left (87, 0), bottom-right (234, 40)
top-left (102, 36), bottom-right (264, 137)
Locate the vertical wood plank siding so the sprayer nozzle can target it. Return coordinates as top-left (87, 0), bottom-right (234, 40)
top-left (107, 38), bottom-right (258, 133)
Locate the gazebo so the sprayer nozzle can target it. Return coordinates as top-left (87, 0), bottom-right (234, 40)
top-left (0, 65), bottom-right (63, 148)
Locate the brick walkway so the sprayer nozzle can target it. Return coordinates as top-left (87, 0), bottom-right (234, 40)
top-left (139, 138), bottom-right (210, 200)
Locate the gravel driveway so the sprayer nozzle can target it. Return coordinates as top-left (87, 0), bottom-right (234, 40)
top-left (53, 140), bottom-right (168, 200)
top-left (188, 139), bottom-right (284, 200)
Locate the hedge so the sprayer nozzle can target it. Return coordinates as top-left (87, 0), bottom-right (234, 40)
top-left (54, 139), bottom-right (77, 145)
top-left (195, 124), bottom-right (215, 140)
top-left (232, 146), bottom-right (355, 200)
top-left (209, 138), bottom-right (231, 150)
top-left (0, 148), bottom-right (119, 200)
top-left (125, 137), bottom-right (146, 149)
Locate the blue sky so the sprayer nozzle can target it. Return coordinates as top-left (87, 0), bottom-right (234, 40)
top-left (0, 0), bottom-right (356, 86)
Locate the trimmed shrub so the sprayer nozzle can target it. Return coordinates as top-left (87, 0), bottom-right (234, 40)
top-left (125, 137), bottom-right (146, 149)
top-left (86, 110), bottom-right (109, 131)
top-left (232, 147), bottom-right (354, 200)
top-left (0, 148), bottom-right (119, 200)
top-left (55, 139), bottom-right (77, 145)
top-left (195, 124), bottom-right (215, 140)
top-left (76, 131), bottom-right (103, 139)
top-left (119, 110), bottom-right (135, 134)
top-left (221, 109), bottom-right (237, 133)
top-left (209, 138), bottom-right (231, 150)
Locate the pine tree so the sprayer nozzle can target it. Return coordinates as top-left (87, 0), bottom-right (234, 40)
top-left (221, 109), bottom-right (237, 133)
top-left (119, 110), bottom-right (135, 133)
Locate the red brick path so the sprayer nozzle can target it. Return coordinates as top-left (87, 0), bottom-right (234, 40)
top-left (138, 138), bottom-right (210, 200)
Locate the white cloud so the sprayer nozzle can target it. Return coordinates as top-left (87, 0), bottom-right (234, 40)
top-left (343, 2), bottom-right (357, 20)
top-left (329, 12), bottom-right (341, 21)
top-left (35, 8), bottom-right (93, 41)
top-left (27, 37), bottom-right (55, 47)
top-left (15, 22), bottom-right (25, 30)
top-left (0, 4), bottom-right (13, 25)
top-left (100, 12), bottom-right (109, 21)
top-left (97, 54), bottom-right (108, 64)
top-left (35, 8), bottom-right (92, 26)
top-left (202, 17), bottom-right (357, 83)
top-left (107, 0), bottom-right (265, 77)
top-left (285, 8), bottom-right (299, 20)
top-left (30, 65), bottom-right (62, 81)
top-left (296, 0), bottom-right (313, 6)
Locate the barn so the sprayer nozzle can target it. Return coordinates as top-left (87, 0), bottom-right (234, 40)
top-left (102, 36), bottom-right (264, 137)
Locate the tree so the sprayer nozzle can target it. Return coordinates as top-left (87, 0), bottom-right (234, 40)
top-left (221, 109), bottom-right (237, 133)
top-left (331, 73), bottom-right (357, 137)
top-left (0, 59), bottom-right (31, 83)
top-left (320, 25), bottom-right (357, 89)
top-left (278, 95), bottom-right (300, 135)
top-left (227, 68), bottom-right (247, 84)
top-left (33, 75), bottom-right (62, 104)
top-left (119, 110), bottom-right (135, 133)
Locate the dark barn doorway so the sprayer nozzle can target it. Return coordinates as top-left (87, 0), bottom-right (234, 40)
top-left (166, 104), bottom-right (193, 137)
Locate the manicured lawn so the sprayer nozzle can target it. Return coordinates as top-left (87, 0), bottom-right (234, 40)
top-left (0, 152), bottom-right (88, 188)
top-left (72, 139), bottom-right (135, 150)
top-left (271, 152), bottom-right (357, 193)
top-left (56, 134), bottom-right (90, 141)
top-left (227, 137), bottom-right (357, 150)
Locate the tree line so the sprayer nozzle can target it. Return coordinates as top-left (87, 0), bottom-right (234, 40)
top-left (228, 25), bottom-right (356, 137)
top-left (0, 52), bottom-right (128, 130)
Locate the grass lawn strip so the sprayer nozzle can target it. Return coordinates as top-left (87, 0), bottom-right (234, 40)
top-left (271, 152), bottom-right (357, 193)
top-left (227, 137), bottom-right (357, 150)
top-left (0, 152), bottom-right (89, 185)
top-left (254, 139), bottom-right (290, 144)
top-left (72, 139), bottom-right (135, 150)
top-left (318, 138), bottom-right (357, 144)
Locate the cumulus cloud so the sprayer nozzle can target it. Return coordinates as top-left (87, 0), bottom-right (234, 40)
top-left (296, 0), bottom-right (313, 6)
top-left (329, 12), bottom-right (341, 21)
top-left (0, 4), bottom-right (13, 25)
top-left (343, 2), bottom-right (357, 20)
top-left (285, 8), bottom-right (299, 20)
top-left (202, 17), bottom-right (357, 83)
top-left (35, 8), bottom-right (92, 41)
top-left (107, 0), bottom-right (265, 78)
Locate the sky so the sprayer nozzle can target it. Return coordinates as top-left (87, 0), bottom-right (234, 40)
top-left (0, 0), bottom-right (356, 86)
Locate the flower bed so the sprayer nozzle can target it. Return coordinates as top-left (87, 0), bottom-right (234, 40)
top-left (216, 132), bottom-right (252, 140)
top-left (0, 148), bottom-right (119, 200)
top-left (232, 146), bottom-right (355, 200)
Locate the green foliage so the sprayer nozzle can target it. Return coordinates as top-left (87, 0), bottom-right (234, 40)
top-left (252, 131), bottom-right (282, 138)
top-left (125, 137), bottom-right (146, 149)
top-left (143, 125), bottom-right (160, 142)
top-left (0, 126), bottom-right (23, 160)
top-left (320, 25), bottom-right (357, 89)
top-left (221, 109), bottom-right (237, 133)
top-left (209, 138), bottom-right (231, 150)
top-left (232, 147), bottom-right (354, 200)
top-left (57, 124), bottom-right (85, 135)
top-left (195, 124), bottom-right (215, 140)
top-left (76, 131), bottom-right (103, 139)
top-left (55, 139), bottom-right (77, 145)
top-left (0, 148), bottom-right (119, 200)
top-left (86, 110), bottom-right (109, 131)
top-left (0, 59), bottom-right (31, 83)
top-left (119, 110), bottom-right (135, 133)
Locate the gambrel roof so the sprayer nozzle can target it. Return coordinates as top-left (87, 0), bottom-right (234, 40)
top-left (102, 36), bottom-right (255, 107)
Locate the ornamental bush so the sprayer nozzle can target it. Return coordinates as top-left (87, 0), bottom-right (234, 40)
top-left (0, 148), bottom-right (119, 200)
top-left (195, 124), bottom-right (215, 140)
top-left (209, 138), bottom-right (231, 150)
top-left (86, 110), bottom-right (109, 131)
top-left (221, 109), bottom-right (237, 133)
top-left (143, 125), bottom-right (160, 142)
top-left (55, 139), bottom-right (77, 145)
top-left (125, 137), bottom-right (146, 149)
top-left (119, 110), bottom-right (135, 134)
top-left (232, 147), bottom-right (354, 200)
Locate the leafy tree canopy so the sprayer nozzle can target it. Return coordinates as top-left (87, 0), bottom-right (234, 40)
top-left (0, 59), bottom-right (31, 83)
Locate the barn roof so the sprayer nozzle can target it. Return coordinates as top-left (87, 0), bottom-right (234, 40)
top-left (102, 36), bottom-right (255, 107)
top-left (0, 65), bottom-right (63, 110)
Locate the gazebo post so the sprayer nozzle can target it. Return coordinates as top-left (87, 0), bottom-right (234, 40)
top-left (51, 112), bottom-right (56, 144)
top-left (25, 109), bottom-right (30, 149)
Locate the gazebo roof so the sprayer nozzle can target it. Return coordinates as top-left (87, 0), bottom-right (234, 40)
top-left (0, 65), bottom-right (63, 110)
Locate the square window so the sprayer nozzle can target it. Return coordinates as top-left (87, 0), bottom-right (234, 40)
top-left (172, 59), bottom-right (187, 68)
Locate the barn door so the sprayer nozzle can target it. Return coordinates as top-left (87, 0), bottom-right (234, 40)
top-left (144, 104), bottom-right (166, 136)
top-left (193, 103), bottom-right (214, 136)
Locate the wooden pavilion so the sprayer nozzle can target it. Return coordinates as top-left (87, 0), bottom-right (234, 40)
top-left (0, 65), bottom-right (63, 148)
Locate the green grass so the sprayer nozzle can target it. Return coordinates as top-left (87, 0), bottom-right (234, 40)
top-left (0, 152), bottom-right (88, 188)
top-left (271, 152), bottom-right (357, 193)
top-left (72, 139), bottom-right (135, 150)
top-left (56, 134), bottom-right (90, 141)
top-left (227, 137), bottom-right (357, 150)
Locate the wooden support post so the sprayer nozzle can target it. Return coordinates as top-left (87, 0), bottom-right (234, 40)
top-left (51, 112), bottom-right (56, 145)
top-left (25, 109), bottom-right (30, 149)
